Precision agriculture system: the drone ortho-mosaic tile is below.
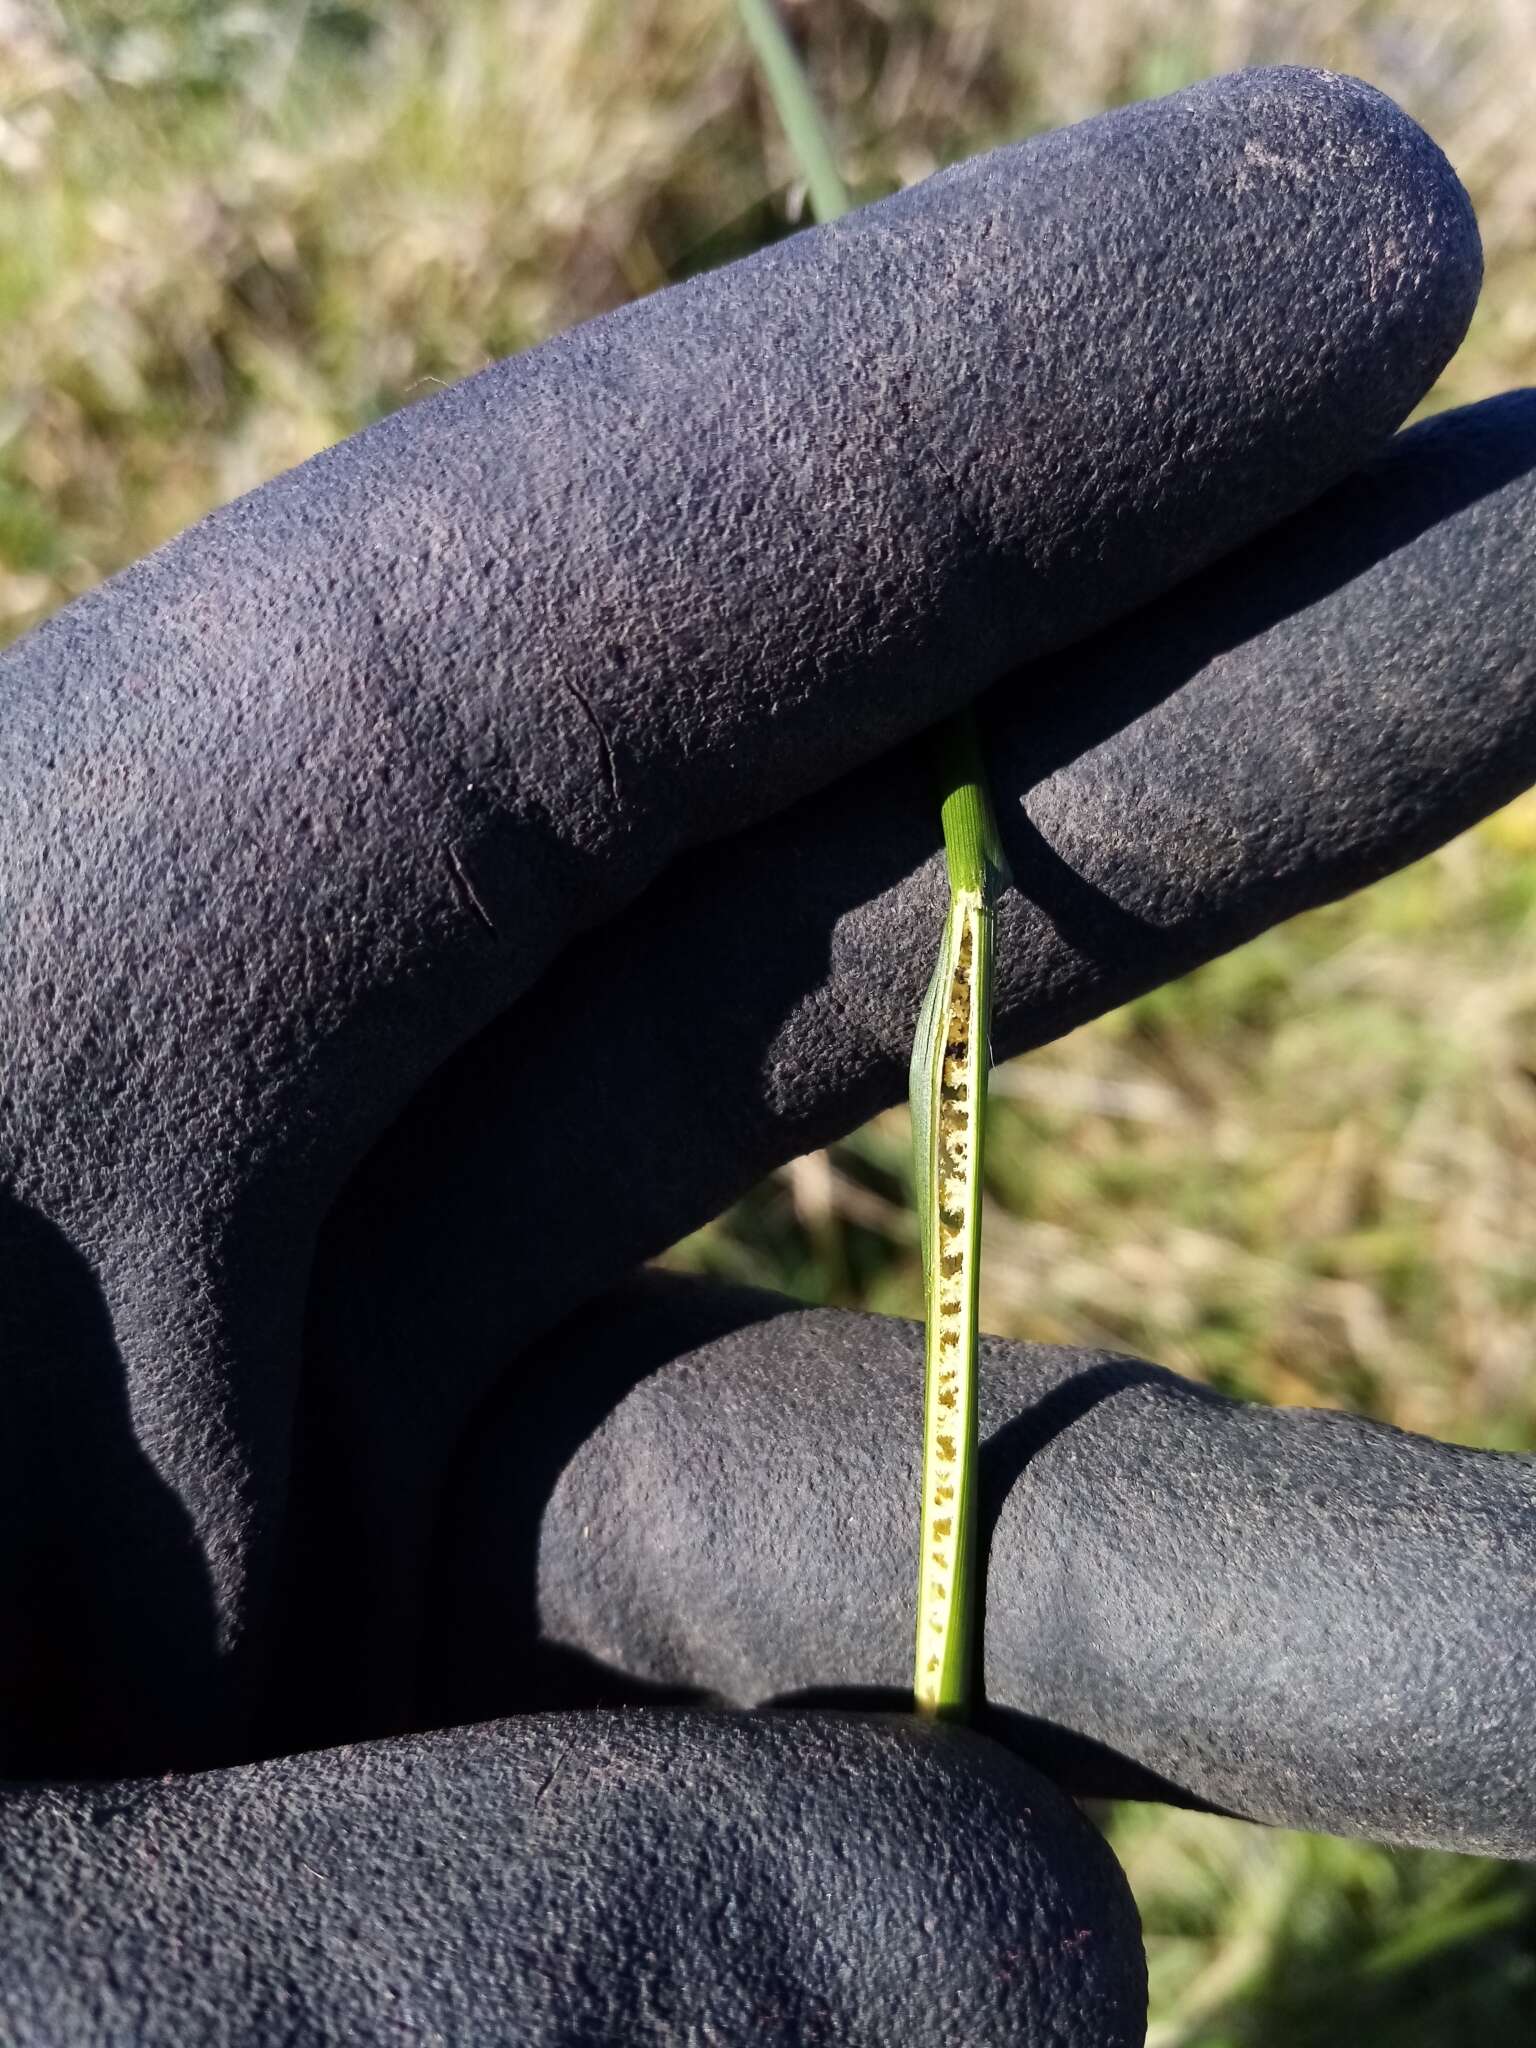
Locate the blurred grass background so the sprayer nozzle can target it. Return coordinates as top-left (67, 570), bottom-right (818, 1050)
top-left (1, 0), bottom-right (1532, 2037)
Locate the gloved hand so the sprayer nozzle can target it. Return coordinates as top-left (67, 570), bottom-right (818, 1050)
top-left (3, 62), bottom-right (1531, 2047)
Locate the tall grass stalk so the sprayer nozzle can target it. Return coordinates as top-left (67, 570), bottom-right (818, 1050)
top-left (734, 0), bottom-right (1007, 1720)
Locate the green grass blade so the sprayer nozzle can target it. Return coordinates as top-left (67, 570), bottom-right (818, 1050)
top-left (734, 0), bottom-right (852, 224)
top-left (937, 708), bottom-right (1009, 898)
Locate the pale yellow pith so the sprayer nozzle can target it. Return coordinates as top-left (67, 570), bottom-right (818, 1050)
top-left (915, 899), bottom-right (983, 1707)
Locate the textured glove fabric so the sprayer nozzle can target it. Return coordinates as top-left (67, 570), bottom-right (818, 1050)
top-left (0, 1709), bottom-right (1147, 2048)
top-left (453, 1272), bottom-right (1534, 1861)
top-left (0, 67), bottom-right (1482, 1775)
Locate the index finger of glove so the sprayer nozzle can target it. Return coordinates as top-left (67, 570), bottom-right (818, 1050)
top-left (6, 70), bottom-right (1478, 1146)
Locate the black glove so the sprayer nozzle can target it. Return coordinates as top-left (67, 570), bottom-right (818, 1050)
top-left (3, 64), bottom-right (1527, 2047)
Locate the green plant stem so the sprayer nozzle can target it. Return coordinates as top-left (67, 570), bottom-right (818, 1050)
top-left (908, 712), bottom-right (1004, 1718)
top-left (735, 0), bottom-right (852, 222)
top-left (733, 0), bottom-right (1006, 1721)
